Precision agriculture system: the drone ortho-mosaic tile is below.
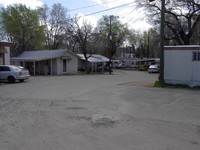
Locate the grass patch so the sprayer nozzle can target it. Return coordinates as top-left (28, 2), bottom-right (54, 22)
top-left (154, 81), bottom-right (163, 87)
top-left (154, 81), bottom-right (189, 88)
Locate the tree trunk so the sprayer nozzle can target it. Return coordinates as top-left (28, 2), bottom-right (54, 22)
top-left (85, 58), bottom-right (90, 74)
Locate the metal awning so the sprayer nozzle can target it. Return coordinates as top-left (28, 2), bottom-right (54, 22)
top-left (77, 54), bottom-right (109, 63)
top-left (11, 49), bottom-right (68, 62)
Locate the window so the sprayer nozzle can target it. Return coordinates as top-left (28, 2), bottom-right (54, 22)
top-left (0, 66), bottom-right (10, 71)
top-left (199, 52), bottom-right (200, 60)
top-left (192, 52), bottom-right (200, 61)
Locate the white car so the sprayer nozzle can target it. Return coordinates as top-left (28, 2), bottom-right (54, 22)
top-left (0, 65), bottom-right (30, 83)
top-left (148, 65), bottom-right (159, 73)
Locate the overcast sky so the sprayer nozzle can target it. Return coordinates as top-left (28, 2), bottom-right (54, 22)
top-left (0, 0), bottom-right (152, 31)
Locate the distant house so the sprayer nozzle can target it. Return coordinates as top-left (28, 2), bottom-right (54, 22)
top-left (0, 41), bottom-right (12, 65)
top-left (77, 54), bottom-right (109, 72)
top-left (164, 45), bottom-right (200, 87)
top-left (11, 49), bottom-right (78, 75)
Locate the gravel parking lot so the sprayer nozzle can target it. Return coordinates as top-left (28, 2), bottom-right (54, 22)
top-left (0, 70), bottom-right (200, 150)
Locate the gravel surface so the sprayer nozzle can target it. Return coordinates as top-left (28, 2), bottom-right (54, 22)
top-left (0, 70), bottom-right (200, 150)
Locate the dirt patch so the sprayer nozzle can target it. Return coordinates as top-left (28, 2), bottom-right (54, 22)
top-left (91, 113), bottom-right (120, 128)
top-left (119, 81), bottom-right (155, 87)
top-left (65, 115), bottom-right (91, 121)
top-left (92, 117), bottom-right (115, 128)
top-left (65, 107), bottom-right (88, 110)
top-left (190, 141), bottom-right (199, 145)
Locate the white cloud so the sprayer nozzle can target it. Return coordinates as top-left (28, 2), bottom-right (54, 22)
top-left (112, 1), bottom-right (151, 31)
top-left (91, 0), bottom-right (102, 5)
top-left (129, 21), bottom-right (153, 31)
top-left (77, 13), bottom-right (98, 28)
top-left (0, 0), bottom-right (152, 31)
top-left (89, 0), bottom-right (151, 31)
top-left (0, 0), bottom-right (44, 9)
top-left (105, 0), bottom-right (134, 8)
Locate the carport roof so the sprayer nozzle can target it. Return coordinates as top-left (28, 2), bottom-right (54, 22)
top-left (77, 54), bottom-right (109, 63)
top-left (11, 49), bottom-right (73, 61)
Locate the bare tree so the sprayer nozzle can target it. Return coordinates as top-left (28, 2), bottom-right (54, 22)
top-left (68, 18), bottom-right (97, 73)
top-left (38, 3), bottom-right (72, 49)
top-left (136, 0), bottom-right (200, 45)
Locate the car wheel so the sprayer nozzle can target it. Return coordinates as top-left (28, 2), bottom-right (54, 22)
top-left (19, 79), bottom-right (24, 82)
top-left (8, 76), bottom-right (15, 83)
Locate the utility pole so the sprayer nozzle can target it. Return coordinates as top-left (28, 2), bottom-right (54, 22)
top-left (159, 0), bottom-right (165, 86)
top-left (109, 15), bottom-right (112, 74)
top-left (149, 0), bottom-right (165, 86)
top-left (199, 30), bottom-right (200, 45)
top-left (147, 31), bottom-right (150, 59)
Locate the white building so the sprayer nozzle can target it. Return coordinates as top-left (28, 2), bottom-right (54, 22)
top-left (11, 49), bottom-right (78, 75)
top-left (0, 41), bottom-right (12, 65)
top-left (164, 45), bottom-right (200, 87)
top-left (77, 54), bottom-right (109, 72)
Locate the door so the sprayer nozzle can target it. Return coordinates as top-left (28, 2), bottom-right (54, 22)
top-left (0, 54), bottom-right (3, 65)
top-left (63, 60), bottom-right (67, 72)
top-left (192, 62), bottom-right (200, 81)
top-left (192, 51), bottom-right (200, 81)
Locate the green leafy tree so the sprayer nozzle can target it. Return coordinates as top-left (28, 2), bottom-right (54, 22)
top-left (95, 15), bottom-right (129, 73)
top-left (148, 28), bottom-right (160, 58)
top-left (0, 4), bottom-right (45, 56)
top-left (126, 28), bottom-right (160, 58)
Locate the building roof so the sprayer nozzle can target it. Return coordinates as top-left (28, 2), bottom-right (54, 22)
top-left (11, 49), bottom-right (76, 61)
top-left (77, 54), bottom-right (109, 63)
top-left (164, 45), bottom-right (200, 51)
top-left (0, 41), bottom-right (13, 52)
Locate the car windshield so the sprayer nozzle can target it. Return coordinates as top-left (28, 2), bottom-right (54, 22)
top-left (149, 65), bottom-right (158, 68)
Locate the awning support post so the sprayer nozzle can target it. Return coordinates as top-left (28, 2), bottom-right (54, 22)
top-left (33, 61), bottom-right (36, 75)
top-left (95, 62), bottom-right (97, 72)
top-left (91, 62), bottom-right (94, 72)
top-left (51, 59), bottom-right (53, 75)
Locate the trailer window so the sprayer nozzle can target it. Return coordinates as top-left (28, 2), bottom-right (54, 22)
top-left (192, 52), bottom-right (200, 61)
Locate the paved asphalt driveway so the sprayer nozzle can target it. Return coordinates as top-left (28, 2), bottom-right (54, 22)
top-left (0, 70), bottom-right (200, 150)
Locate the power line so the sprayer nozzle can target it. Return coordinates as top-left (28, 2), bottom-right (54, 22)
top-left (127, 9), bottom-right (135, 16)
top-left (127, 14), bottom-right (145, 27)
top-left (64, 1), bottom-right (135, 22)
top-left (124, 8), bottom-right (144, 24)
top-left (83, 1), bottom-right (135, 17)
top-left (68, 0), bottom-right (121, 12)
top-left (66, 1), bottom-right (137, 27)
top-left (121, 8), bottom-right (135, 18)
